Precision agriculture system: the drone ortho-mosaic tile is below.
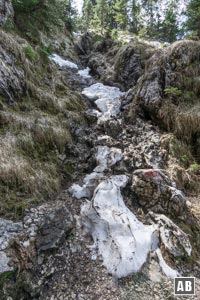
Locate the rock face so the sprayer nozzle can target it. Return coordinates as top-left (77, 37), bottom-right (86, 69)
top-left (36, 207), bottom-right (73, 253)
top-left (148, 212), bottom-right (192, 257)
top-left (0, 0), bottom-right (13, 26)
top-left (88, 53), bottom-right (113, 81)
top-left (85, 39), bottom-right (155, 90)
top-left (0, 31), bottom-right (25, 104)
top-left (76, 32), bottom-right (93, 55)
top-left (114, 43), bottom-right (155, 90)
top-left (131, 169), bottom-right (186, 215)
top-left (0, 218), bottom-right (23, 273)
top-left (0, 218), bottom-right (23, 251)
top-left (133, 41), bottom-right (200, 131)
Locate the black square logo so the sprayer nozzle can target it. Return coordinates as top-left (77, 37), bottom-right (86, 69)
top-left (174, 277), bottom-right (195, 295)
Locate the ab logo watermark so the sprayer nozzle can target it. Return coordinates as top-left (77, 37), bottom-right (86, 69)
top-left (174, 277), bottom-right (195, 295)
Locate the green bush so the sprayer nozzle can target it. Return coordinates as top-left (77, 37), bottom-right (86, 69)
top-left (37, 45), bottom-right (53, 60)
top-left (111, 28), bottom-right (118, 40)
top-left (24, 45), bottom-right (37, 61)
top-left (190, 163), bottom-right (199, 173)
top-left (164, 87), bottom-right (183, 96)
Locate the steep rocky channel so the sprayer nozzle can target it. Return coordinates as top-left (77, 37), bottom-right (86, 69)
top-left (1, 42), bottom-right (200, 300)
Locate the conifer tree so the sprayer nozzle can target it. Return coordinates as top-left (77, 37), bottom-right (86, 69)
top-left (114, 0), bottom-right (128, 30)
top-left (93, 0), bottom-right (109, 33)
top-left (160, 0), bottom-right (178, 42)
top-left (142, 0), bottom-right (160, 38)
top-left (186, 0), bottom-right (200, 38)
top-left (82, 0), bottom-right (94, 30)
top-left (65, 0), bottom-right (78, 31)
top-left (129, 0), bottom-right (141, 34)
top-left (107, 0), bottom-right (118, 29)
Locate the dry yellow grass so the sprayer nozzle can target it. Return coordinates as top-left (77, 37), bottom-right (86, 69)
top-left (0, 30), bottom-right (86, 219)
top-left (175, 105), bottom-right (200, 141)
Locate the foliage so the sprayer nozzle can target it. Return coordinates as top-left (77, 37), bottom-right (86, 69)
top-left (159, 0), bottom-right (179, 42)
top-left (37, 45), bottom-right (53, 60)
top-left (2, 18), bottom-right (15, 32)
top-left (190, 163), bottom-right (199, 173)
top-left (80, 0), bottom-right (181, 42)
top-left (114, 0), bottom-right (128, 30)
top-left (65, 0), bottom-right (78, 31)
top-left (0, 271), bottom-right (15, 288)
top-left (92, 0), bottom-right (110, 33)
top-left (129, 0), bottom-right (141, 34)
top-left (186, 0), bottom-right (200, 39)
top-left (107, 0), bottom-right (118, 29)
top-left (111, 28), bottom-right (118, 40)
top-left (164, 87), bottom-right (183, 96)
top-left (24, 45), bottom-right (38, 61)
top-left (141, 0), bottom-right (160, 38)
top-left (82, 0), bottom-right (94, 30)
top-left (12, 0), bottom-right (77, 42)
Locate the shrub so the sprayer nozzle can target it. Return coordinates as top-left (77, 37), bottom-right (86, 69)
top-left (24, 45), bottom-right (37, 61)
top-left (190, 163), bottom-right (199, 173)
top-left (164, 87), bottom-right (183, 96)
top-left (37, 45), bottom-right (53, 60)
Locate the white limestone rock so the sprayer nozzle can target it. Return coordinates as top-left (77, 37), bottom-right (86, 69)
top-left (149, 212), bottom-right (192, 257)
top-left (0, 218), bottom-right (23, 251)
top-left (94, 145), bottom-right (122, 172)
top-left (82, 83), bottom-right (124, 122)
top-left (0, 251), bottom-right (13, 273)
top-left (155, 249), bottom-right (179, 278)
top-left (81, 175), bottom-right (158, 278)
top-left (78, 67), bottom-right (91, 79)
top-left (69, 172), bottom-right (104, 199)
top-left (49, 54), bottom-right (78, 69)
top-left (69, 146), bottom-right (122, 199)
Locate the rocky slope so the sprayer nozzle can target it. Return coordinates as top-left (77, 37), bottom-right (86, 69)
top-left (0, 11), bottom-right (200, 300)
top-left (0, 28), bottom-right (88, 220)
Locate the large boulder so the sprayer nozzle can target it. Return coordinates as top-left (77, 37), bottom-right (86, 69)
top-left (148, 212), bottom-right (192, 257)
top-left (114, 42), bottom-right (155, 90)
top-left (0, 0), bottom-right (13, 26)
top-left (131, 169), bottom-right (187, 215)
top-left (87, 47), bottom-right (119, 86)
top-left (76, 32), bottom-right (93, 55)
top-left (131, 40), bottom-right (200, 146)
top-left (87, 41), bottom-right (155, 90)
top-left (36, 206), bottom-right (73, 252)
top-left (133, 40), bottom-right (200, 113)
top-left (88, 52), bottom-right (112, 80)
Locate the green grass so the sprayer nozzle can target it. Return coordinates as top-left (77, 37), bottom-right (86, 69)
top-left (190, 163), bottom-right (199, 173)
top-left (164, 87), bottom-right (183, 96)
top-left (24, 45), bottom-right (38, 61)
